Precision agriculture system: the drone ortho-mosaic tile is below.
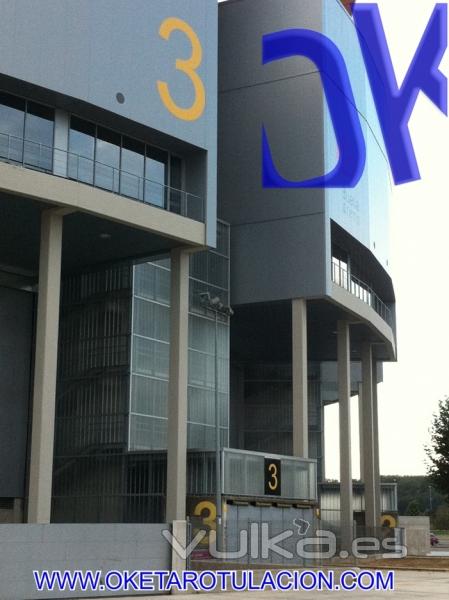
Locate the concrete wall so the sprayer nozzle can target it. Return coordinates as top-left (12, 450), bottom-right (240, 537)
top-left (0, 524), bottom-right (170, 599)
top-left (398, 516), bottom-right (431, 557)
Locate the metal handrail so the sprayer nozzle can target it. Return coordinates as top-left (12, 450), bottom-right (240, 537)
top-left (0, 131), bottom-right (204, 222)
top-left (331, 261), bottom-right (393, 326)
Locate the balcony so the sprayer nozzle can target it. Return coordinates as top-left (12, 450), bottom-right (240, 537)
top-left (331, 260), bottom-right (393, 327)
top-left (0, 132), bottom-right (204, 222)
top-left (187, 448), bottom-right (318, 502)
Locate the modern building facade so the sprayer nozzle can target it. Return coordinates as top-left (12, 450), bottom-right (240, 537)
top-left (0, 0), bottom-right (397, 559)
top-left (218, 0), bottom-right (396, 546)
top-left (0, 0), bottom-right (219, 526)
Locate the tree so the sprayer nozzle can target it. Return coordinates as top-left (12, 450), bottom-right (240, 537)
top-left (433, 505), bottom-right (449, 531)
top-left (426, 397), bottom-right (449, 501)
top-left (405, 499), bottom-right (422, 516)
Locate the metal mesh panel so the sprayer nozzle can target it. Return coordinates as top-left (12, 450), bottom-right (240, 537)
top-left (239, 363), bottom-right (323, 476)
top-left (53, 265), bottom-right (137, 522)
top-left (223, 449), bottom-right (317, 501)
top-left (129, 222), bottom-right (231, 453)
top-left (52, 223), bottom-right (231, 522)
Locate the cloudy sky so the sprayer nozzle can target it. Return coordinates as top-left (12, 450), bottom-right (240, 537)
top-left (324, 0), bottom-right (449, 478)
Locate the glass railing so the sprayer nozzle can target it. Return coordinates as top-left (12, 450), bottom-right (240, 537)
top-left (223, 448), bottom-right (318, 502)
top-left (0, 131), bottom-right (204, 222)
top-left (186, 448), bottom-right (318, 502)
top-left (331, 261), bottom-right (393, 327)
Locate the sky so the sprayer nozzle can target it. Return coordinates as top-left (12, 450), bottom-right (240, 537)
top-left (218, 0), bottom-right (449, 478)
top-left (325, 0), bottom-right (449, 479)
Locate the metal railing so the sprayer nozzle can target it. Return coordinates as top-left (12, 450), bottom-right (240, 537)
top-left (223, 447), bottom-right (318, 502)
top-left (0, 131), bottom-right (204, 222)
top-left (331, 261), bottom-right (393, 326)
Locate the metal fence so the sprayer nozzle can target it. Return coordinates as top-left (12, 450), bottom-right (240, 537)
top-left (223, 448), bottom-right (318, 502)
top-left (0, 131), bottom-right (204, 221)
top-left (331, 261), bottom-right (393, 326)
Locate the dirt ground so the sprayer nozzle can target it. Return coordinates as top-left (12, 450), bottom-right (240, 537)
top-left (359, 555), bottom-right (449, 571)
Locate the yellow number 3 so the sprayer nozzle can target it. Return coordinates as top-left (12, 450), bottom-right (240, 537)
top-left (157, 17), bottom-right (206, 121)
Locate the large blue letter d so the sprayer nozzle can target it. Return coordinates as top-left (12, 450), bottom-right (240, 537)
top-left (262, 29), bottom-right (366, 189)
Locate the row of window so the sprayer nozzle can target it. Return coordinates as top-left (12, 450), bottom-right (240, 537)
top-left (0, 91), bottom-right (184, 212)
top-left (68, 117), bottom-right (183, 209)
top-left (0, 92), bottom-right (54, 170)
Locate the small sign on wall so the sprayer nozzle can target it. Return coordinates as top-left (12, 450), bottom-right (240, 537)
top-left (264, 458), bottom-right (281, 496)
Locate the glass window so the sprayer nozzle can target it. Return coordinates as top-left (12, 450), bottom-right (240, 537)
top-left (95, 126), bottom-right (120, 192)
top-left (121, 137), bottom-right (144, 200)
top-left (145, 146), bottom-right (167, 208)
top-left (132, 297), bottom-right (170, 342)
top-left (168, 155), bottom-right (183, 214)
top-left (131, 375), bottom-right (168, 419)
top-left (0, 92), bottom-right (25, 163)
top-left (69, 117), bottom-right (95, 184)
top-left (24, 101), bottom-right (54, 171)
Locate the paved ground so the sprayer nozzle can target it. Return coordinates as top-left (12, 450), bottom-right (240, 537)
top-left (106, 570), bottom-right (449, 599)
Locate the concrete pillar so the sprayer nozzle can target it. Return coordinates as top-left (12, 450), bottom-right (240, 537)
top-left (171, 520), bottom-right (187, 576)
top-left (166, 248), bottom-right (189, 523)
top-left (292, 298), bottom-right (308, 458)
top-left (337, 320), bottom-right (353, 552)
top-left (372, 361), bottom-right (381, 523)
top-left (361, 342), bottom-right (376, 529)
top-left (53, 109), bottom-right (69, 177)
top-left (358, 383), bottom-right (365, 482)
top-left (27, 210), bottom-right (63, 523)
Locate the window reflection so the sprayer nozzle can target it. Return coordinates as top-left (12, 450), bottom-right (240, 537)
top-left (24, 102), bottom-right (54, 171)
top-left (95, 127), bottom-right (120, 193)
top-left (169, 155), bottom-right (183, 214)
top-left (145, 147), bottom-right (167, 208)
top-left (66, 116), bottom-right (185, 211)
top-left (0, 93), bottom-right (25, 163)
top-left (0, 93), bottom-right (55, 170)
top-left (68, 117), bottom-right (95, 184)
top-left (0, 93), bottom-right (194, 216)
top-left (121, 137), bottom-right (144, 200)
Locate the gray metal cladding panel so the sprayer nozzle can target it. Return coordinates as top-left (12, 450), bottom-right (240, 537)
top-left (218, 2), bottom-right (327, 303)
top-left (219, 0), bottom-right (323, 92)
top-left (219, 70), bottom-right (326, 225)
top-left (230, 215), bottom-right (326, 305)
top-left (0, 0), bottom-right (217, 151)
top-left (0, 287), bottom-right (33, 498)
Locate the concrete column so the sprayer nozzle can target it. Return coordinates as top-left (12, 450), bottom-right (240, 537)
top-left (372, 361), bottom-right (381, 524)
top-left (361, 342), bottom-right (376, 529)
top-left (292, 298), bottom-right (308, 458)
top-left (358, 383), bottom-right (365, 482)
top-left (53, 109), bottom-right (69, 177)
top-left (166, 248), bottom-right (189, 523)
top-left (27, 210), bottom-right (63, 523)
top-left (337, 320), bottom-right (353, 552)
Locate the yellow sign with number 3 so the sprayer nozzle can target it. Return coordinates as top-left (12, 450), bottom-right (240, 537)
top-left (157, 17), bottom-right (206, 121)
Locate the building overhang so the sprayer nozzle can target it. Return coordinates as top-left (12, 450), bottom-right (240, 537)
top-left (0, 163), bottom-right (208, 281)
top-left (329, 283), bottom-right (397, 361)
top-left (0, 161), bottom-right (206, 247)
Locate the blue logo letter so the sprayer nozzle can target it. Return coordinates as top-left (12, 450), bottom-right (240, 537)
top-left (353, 3), bottom-right (448, 185)
top-left (262, 29), bottom-right (366, 188)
